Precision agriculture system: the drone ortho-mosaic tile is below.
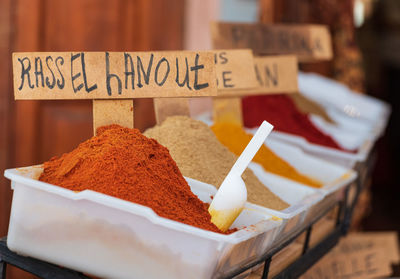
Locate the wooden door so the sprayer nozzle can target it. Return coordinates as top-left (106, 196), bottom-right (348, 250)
top-left (0, 0), bottom-right (184, 278)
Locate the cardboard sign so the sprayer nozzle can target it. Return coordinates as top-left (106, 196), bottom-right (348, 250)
top-left (301, 232), bottom-right (399, 279)
top-left (214, 49), bottom-right (258, 90)
top-left (212, 98), bottom-right (243, 126)
top-left (340, 232), bottom-right (399, 264)
top-left (211, 22), bottom-right (332, 62)
top-left (93, 99), bottom-right (134, 134)
top-left (154, 98), bottom-right (190, 124)
top-left (13, 51), bottom-right (217, 99)
top-left (153, 49), bottom-right (258, 124)
top-left (218, 55), bottom-right (298, 96)
top-left (302, 249), bottom-right (391, 279)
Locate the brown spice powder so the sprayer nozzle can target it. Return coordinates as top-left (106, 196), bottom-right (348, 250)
top-left (144, 116), bottom-right (289, 211)
top-left (289, 94), bottom-right (336, 124)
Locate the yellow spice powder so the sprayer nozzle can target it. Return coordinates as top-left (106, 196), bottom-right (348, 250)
top-left (211, 122), bottom-right (323, 188)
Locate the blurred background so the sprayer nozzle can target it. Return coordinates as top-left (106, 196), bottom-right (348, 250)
top-left (0, 0), bottom-right (399, 277)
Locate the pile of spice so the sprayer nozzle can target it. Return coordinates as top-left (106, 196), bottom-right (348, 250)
top-left (211, 122), bottom-right (323, 188)
top-left (39, 124), bottom-right (223, 234)
top-left (144, 116), bottom-right (289, 210)
top-left (242, 95), bottom-right (354, 152)
top-left (289, 94), bottom-right (335, 124)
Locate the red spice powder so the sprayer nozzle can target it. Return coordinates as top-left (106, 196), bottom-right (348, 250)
top-left (39, 124), bottom-right (226, 234)
top-left (242, 95), bottom-right (354, 152)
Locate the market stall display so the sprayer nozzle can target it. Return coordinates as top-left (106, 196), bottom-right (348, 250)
top-left (39, 124), bottom-right (223, 233)
top-left (242, 95), bottom-right (354, 152)
top-left (0, 16), bottom-right (392, 278)
top-left (211, 122), bottom-right (323, 188)
top-left (208, 120), bottom-right (274, 232)
top-left (144, 116), bottom-right (289, 211)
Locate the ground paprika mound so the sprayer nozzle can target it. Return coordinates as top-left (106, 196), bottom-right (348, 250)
top-left (242, 95), bottom-right (355, 152)
top-left (211, 122), bottom-right (323, 188)
top-left (39, 124), bottom-right (224, 234)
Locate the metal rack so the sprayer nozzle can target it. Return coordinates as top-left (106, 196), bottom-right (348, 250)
top-left (0, 151), bottom-right (373, 279)
top-left (225, 183), bottom-right (353, 279)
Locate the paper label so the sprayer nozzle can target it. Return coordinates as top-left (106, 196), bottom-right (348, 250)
top-left (13, 51), bottom-right (217, 99)
top-left (211, 22), bottom-right (332, 62)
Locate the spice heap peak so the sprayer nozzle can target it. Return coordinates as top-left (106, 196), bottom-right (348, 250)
top-left (144, 116), bottom-right (289, 210)
top-left (39, 124), bottom-right (223, 233)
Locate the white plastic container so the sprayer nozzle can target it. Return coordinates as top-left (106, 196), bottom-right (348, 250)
top-left (247, 163), bottom-right (323, 241)
top-left (264, 138), bottom-right (357, 188)
top-left (261, 138), bottom-right (358, 223)
top-left (190, 170), bottom-right (323, 256)
top-left (243, 104), bottom-right (375, 168)
top-left (196, 116), bottom-right (357, 227)
top-left (197, 112), bottom-right (371, 168)
top-left (4, 166), bottom-right (282, 279)
top-left (309, 114), bottom-right (372, 151)
top-left (265, 130), bottom-right (373, 168)
top-left (298, 71), bottom-right (391, 140)
top-left (311, 108), bottom-right (377, 139)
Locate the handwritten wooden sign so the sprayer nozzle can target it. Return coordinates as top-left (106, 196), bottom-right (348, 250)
top-left (153, 49), bottom-right (259, 124)
top-left (214, 49), bottom-right (258, 90)
top-left (212, 54), bottom-right (298, 125)
top-left (301, 232), bottom-right (399, 279)
top-left (218, 55), bottom-right (298, 96)
top-left (13, 51), bottom-right (217, 100)
top-left (211, 22), bottom-right (332, 62)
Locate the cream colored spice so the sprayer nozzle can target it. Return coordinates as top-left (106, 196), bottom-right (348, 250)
top-left (145, 116), bottom-right (288, 210)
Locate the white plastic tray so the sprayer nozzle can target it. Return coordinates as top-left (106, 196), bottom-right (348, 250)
top-left (243, 105), bottom-right (375, 168)
top-left (263, 138), bottom-right (357, 191)
top-left (309, 114), bottom-right (372, 151)
top-left (197, 112), bottom-right (371, 168)
top-left (247, 163), bottom-right (324, 241)
top-left (264, 130), bottom-right (373, 168)
top-left (298, 71), bottom-right (391, 140)
top-left (259, 138), bottom-right (358, 223)
top-left (4, 166), bottom-right (282, 279)
top-left (311, 107), bottom-right (377, 139)
top-left (196, 115), bottom-right (357, 222)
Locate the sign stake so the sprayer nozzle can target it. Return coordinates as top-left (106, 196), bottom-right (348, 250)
top-left (93, 99), bottom-right (134, 134)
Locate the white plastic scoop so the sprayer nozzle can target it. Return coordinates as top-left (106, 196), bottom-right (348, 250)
top-left (209, 121), bottom-right (274, 232)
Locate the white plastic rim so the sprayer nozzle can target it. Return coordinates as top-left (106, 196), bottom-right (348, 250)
top-left (263, 138), bottom-right (358, 195)
top-left (196, 111), bottom-right (373, 168)
top-left (195, 113), bottom-right (359, 186)
top-left (298, 71), bottom-right (391, 137)
top-left (264, 130), bottom-right (373, 164)
top-left (247, 163), bottom-right (325, 219)
top-left (195, 162), bottom-right (326, 221)
top-left (309, 114), bottom-right (372, 150)
top-left (4, 166), bottom-right (279, 244)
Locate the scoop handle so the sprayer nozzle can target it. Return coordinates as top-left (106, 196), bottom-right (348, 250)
top-left (229, 121), bottom-right (273, 176)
